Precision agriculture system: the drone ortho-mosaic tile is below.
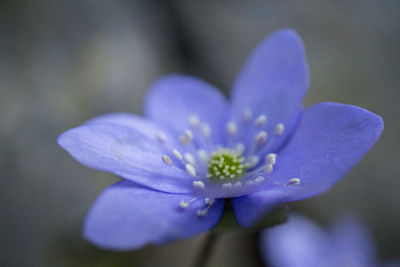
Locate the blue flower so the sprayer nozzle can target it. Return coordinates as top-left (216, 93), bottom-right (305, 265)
top-left (57, 29), bottom-right (383, 250)
top-left (261, 213), bottom-right (399, 267)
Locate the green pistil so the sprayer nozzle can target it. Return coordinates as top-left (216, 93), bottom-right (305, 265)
top-left (207, 149), bottom-right (246, 181)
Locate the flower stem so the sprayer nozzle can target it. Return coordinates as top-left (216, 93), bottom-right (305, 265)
top-left (191, 232), bottom-right (220, 267)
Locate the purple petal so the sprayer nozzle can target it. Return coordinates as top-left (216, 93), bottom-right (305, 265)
top-left (331, 216), bottom-right (377, 267)
top-left (58, 119), bottom-right (194, 193)
top-left (85, 112), bottom-right (168, 131)
top-left (84, 180), bottom-right (224, 250)
top-left (85, 113), bottom-right (182, 145)
top-left (261, 214), bottom-right (335, 267)
top-left (232, 102), bottom-right (383, 226)
top-left (230, 29), bottom-right (308, 151)
top-left (145, 74), bottom-right (229, 144)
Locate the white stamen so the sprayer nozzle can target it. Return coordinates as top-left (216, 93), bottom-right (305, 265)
top-left (173, 149), bottom-right (183, 161)
top-left (197, 208), bottom-right (208, 217)
top-left (227, 121), bottom-right (237, 136)
top-left (233, 181), bottom-right (242, 187)
top-left (179, 136), bottom-right (188, 145)
top-left (255, 114), bottom-right (267, 127)
top-left (162, 155), bottom-right (172, 165)
top-left (247, 155), bottom-right (260, 168)
top-left (184, 153), bottom-right (196, 165)
top-left (264, 164), bottom-right (273, 174)
top-left (186, 164), bottom-right (197, 177)
top-left (254, 176), bottom-right (265, 183)
top-left (266, 153), bottom-right (277, 165)
top-left (245, 180), bottom-right (255, 186)
top-left (180, 129), bottom-right (193, 145)
top-left (235, 143), bottom-right (245, 155)
top-left (205, 198), bottom-right (215, 206)
top-left (179, 197), bottom-right (197, 209)
top-left (188, 115), bottom-right (200, 127)
top-left (156, 132), bottom-right (167, 143)
top-left (288, 178), bottom-right (301, 185)
top-left (185, 129), bottom-right (193, 139)
top-left (198, 149), bottom-right (209, 162)
top-left (193, 180), bottom-right (206, 189)
top-left (201, 124), bottom-right (211, 138)
top-left (243, 109), bottom-right (252, 123)
top-left (255, 131), bottom-right (268, 146)
top-left (275, 123), bottom-right (285, 136)
top-left (179, 200), bottom-right (189, 209)
top-left (222, 183), bottom-right (232, 189)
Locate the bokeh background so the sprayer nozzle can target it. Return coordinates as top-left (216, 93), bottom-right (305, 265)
top-left (1, 1), bottom-right (399, 266)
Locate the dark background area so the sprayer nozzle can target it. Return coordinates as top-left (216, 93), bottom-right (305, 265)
top-left (1, 1), bottom-right (399, 266)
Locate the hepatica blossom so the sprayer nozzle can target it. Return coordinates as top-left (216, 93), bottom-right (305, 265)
top-left (57, 29), bottom-right (383, 250)
top-left (261, 214), bottom-right (399, 267)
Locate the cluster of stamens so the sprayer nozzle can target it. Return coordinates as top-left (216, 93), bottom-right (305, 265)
top-left (158, 109), bottom-right (301, 217)
top-left (206, 149), bottom-right (245, 181)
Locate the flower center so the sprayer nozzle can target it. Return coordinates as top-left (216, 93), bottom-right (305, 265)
top-left (206, 148), bottom-right (246, 181)
top-left (158, 112), bottom-right (302, 216)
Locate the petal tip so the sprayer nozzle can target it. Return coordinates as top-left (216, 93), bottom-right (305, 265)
top-left (271, 28), bottom-right (301, 39)
top-left (56, 129), bottom-right (73, 151)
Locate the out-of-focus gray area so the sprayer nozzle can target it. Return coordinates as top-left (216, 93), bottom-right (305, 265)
top-left (1, 1), bottom-right (399, 266)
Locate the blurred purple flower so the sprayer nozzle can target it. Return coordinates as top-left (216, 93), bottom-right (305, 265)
top-left (57, 29), bottom-right (383, 250)
top-left (261, 214), bottom-right (399, 267)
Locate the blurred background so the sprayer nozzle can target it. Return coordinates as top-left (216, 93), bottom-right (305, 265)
top-left (1, 1), bottom-right (399, 266)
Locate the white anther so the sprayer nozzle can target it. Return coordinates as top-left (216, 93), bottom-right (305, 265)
top-left (235, 143), bottom-right (245, 155)
top-left (185, 129), bottom-right (193, 139)
top-left (198, 149), bottom-right (208, 162)
top-left (186, 164), bottom-right (197, 177)
top-left (266, 153), bottom-right (277, 165)
top-left (288, 178), bottom-right (301, 186)
top-left (201, 124), bottom-right (211, 138)
top-left (233, 181), bottom-right (242, 188)
top-left (227, 121), bottom-right (237, 136)
top-left (179, 136), bottom-right (188, 145)
top-left (197, 209), bottom-right (208, 217)
top-left (184, 153), bottom-right (196, 165)
top-left (254, 176), bottom-right (265, 183)
top-left (180, 129), bottom-right (193, 145)
top-left (255, 131), bottom-right (268, 146)
top-left (162, 155), bottom-right (172, 165)
top-left (173, 149), bottom-right (183, 161)
top-left (247, 155), bottom-right (260, 168)
top-left (188, 115), bottom-right (200, 127)
top-left (243, 109), bottom-right (252, 122)
top-left (222, 183), bottom-right (232, 189)
top-left (255, 114), bottom-right (267, 127)
top-left (245, 180), bottom-right (255, 186)
top-left (156, 132), bottom-right (167, 143)
top-left (205, 198), bottom-right (215, 206)
top-left (264, 164), bottom-right (273, 174)
top-left (179, 200), bottom-right (189, 209)
top-left (193, 180), bottom-right (206, 189)
top-left (275, 123), bottom-right (285, 136)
